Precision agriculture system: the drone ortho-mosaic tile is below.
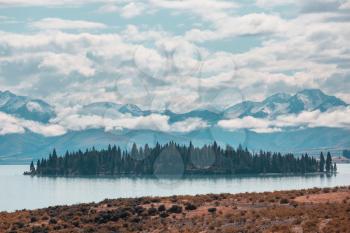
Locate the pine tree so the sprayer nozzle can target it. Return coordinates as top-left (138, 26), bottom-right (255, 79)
top-left (326, 152), bottom-right (332, 173)
top-left (30, 161), bottom-right (35, 174)
top-left (319, 152), bottom-right (325, 172)
top-left (36, 160), bottom-right (41, 174)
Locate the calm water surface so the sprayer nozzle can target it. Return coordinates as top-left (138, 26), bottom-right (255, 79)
top-left (1, 164), bottom-right (350, 212)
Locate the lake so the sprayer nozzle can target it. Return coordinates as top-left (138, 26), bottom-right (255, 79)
top-left (1, 164), bottom-right (350, 212)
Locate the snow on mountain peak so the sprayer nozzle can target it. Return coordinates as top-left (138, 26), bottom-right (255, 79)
top-left (224, 89), bottom-right (347, 119)
top-left (26, 101), bottom-right (44, 113)
top-left (0, 90), bottom-right (55, 123)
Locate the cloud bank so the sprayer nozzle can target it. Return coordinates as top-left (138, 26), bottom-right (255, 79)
top-left (218, 107), bottom-right (350, 133)
top-left (0, 0), bottom-right (349, 136)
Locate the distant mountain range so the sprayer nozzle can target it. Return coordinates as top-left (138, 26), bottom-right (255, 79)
top-left (77, 88), bottom-right (348, 124)
top-left (224, 89), bottom-right (347, 119)
top-left (0, 89), bottom-right (349, 163)
top-left (0, 90), bottom-right (55, 123)
top-left (1, 89), bottom-right (347, 124)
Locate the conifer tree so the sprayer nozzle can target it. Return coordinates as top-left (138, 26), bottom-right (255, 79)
top-left (30, 161), bottom-right (35, 174)
top-left (319, 152), bottom-right (325, 172)
top-left (326, 152), bottom-right (332, 173)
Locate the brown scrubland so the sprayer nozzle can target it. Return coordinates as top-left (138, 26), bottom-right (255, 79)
top-left (1, 186), bottom-right (350, 233)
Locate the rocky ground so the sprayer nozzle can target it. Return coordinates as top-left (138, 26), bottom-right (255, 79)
top-left (1, 186), bottom-right (350, 233)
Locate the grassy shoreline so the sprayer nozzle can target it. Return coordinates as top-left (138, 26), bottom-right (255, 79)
top-left (1, 186), bottom-right (350, 232)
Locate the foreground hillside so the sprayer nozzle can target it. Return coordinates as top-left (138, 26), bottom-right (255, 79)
top-left (1, 187), bottom-right (350, 233)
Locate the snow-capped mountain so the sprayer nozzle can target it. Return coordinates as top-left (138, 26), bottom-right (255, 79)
top-left (224, 89), bottom-right (347, 119)
top-left (78, 89), bottom-right (347, 123)
top-left (118, 104), bottom-right (144, 116)
top-left (164, 109), bottom-right (222, 124)
top-left (1, 89), bottom-right (347, 125)
top-left (0, 90), bottom-right (55, 123)
top-left (80, 102), bottom-right (144, 117)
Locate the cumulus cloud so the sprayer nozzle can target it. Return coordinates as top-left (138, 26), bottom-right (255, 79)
top-left (185, 13), bottom-right (287, 42)
top-left (150, 0), bottom-right (237, 10)
top-left (0, 0), bottom-right (349, 120)
top-left (98, 2), bottom-right (145, 18)
top-left (255, 0), bottom-right (295, 8)
top-left (30, 18), bottom-right (107, 30)
top-left (276, 107), bottom-right (350, 128)
top-left (0, 107), bottom-right (208, 136)
top-left (0, 112), bottom-right (66, 136)
top-left (120, 2), bottom-right (145, 18)
top-left (0, 112), bottom-right (25, 135)
top-left (55, 111), bottom-right (208, 133)
top-left (218, 116), bottom-right (281, 133)
top-left (0, 0), bottom-right (125, 7)
top-left (38, 53), bottom-right (95, 77)
top-left (256, 0), bottom-right (349, 13)
top-left (218, 107), bottom-right (350, 133)
top-left (122, 25), bottom-right (169, 42)
top-left (340, 0), bottom-right (350, 9)
top-left (55, 113), bottom-right (168, 132)
top-left (170, 118), bottom-right (208, 132)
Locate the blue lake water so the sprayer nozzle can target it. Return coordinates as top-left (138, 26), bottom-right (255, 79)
top-left (1, 164), bottom-right (350, 212)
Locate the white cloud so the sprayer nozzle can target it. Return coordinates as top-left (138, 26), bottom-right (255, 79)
top-left (218, 116), bottom-right (281, 133)
top-left (26, 101), bottom-right (43, 112)
top-left (256, 0), bottom-right (348, 12)
top-left (98, 2), bottom-right (145, 18)
top-left (185, 13), bottom-right (287, 42)
top-left (255, 0), bottom-right (294, 8)
top-left (149, 0), bottom-right (238, 11)
top-left (30, 18), bottom-right (106, 30)
top-left (120, 2), bottom-right (145, 18)
top-left (218, 107), bottom-right (350, 133)
top-left (0, 112), bottom-right (66, 136)
top-left (276, 107), bottom-right (350, 128)
top-left (0, 112), bottom-right (25, 135)
top-left (39, 53), bottom-right (95, 77)
top-left (98, 4), bottom-right (119, 13)
top-left (0, 0), bottom-right (125, 7)
top-left (170, 118), bottom-right (208, 132)
top-left (53, 109), bottom-right (208, 134)
top-left (121, 25), bottom-right (169, 42)
top-left (340, 0), bottom-right (350, 9)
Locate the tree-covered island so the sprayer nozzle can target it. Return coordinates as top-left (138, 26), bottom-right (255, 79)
top-left (25, 142), bottom-right (337, 176)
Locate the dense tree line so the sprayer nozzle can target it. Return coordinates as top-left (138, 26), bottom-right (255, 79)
top-left (27, 142), bottom-right (336, 176)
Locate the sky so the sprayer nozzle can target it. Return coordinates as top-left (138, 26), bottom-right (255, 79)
top-left (0, 0), bottom-right (350, 136)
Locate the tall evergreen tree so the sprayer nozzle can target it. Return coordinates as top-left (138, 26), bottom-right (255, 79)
top-left (319, 152), bottom-right (325, 173)
top-left (30, 161), bottom-right (35, 173)
top-left (326, 152), bottom-right (332, 173)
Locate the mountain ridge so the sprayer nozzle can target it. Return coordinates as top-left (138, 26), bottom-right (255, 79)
top-left (0, 90), bottom-right (56, 123)
top-left (223, 89), bottom-right (347, 119)
top-left (1, 89), bottom-right (347, 124)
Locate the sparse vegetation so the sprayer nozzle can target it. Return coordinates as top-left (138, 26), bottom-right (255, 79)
top-left (2, 187), bottom-right (349, 232)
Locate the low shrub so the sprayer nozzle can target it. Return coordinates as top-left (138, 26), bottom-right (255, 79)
top-left (167, 205), bottom-right (183, 214)
top-left (208, 208), bottom-right (217, 213)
